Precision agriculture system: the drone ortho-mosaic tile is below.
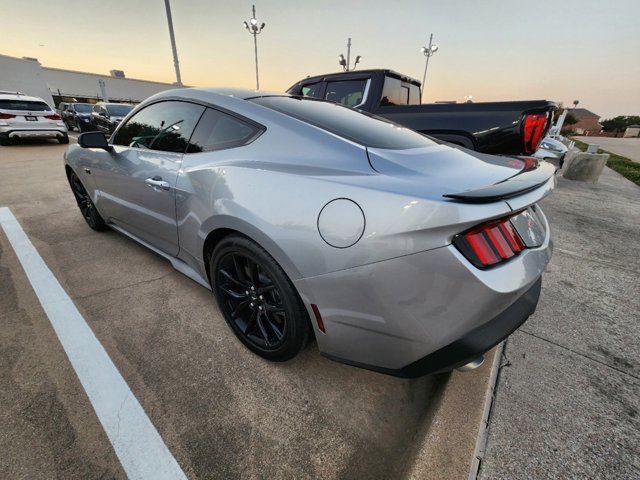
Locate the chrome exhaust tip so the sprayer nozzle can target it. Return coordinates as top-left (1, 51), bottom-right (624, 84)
top-left (456, 356), bottom-right (485, 372)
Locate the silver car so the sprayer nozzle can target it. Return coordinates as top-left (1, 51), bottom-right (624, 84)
top-left (533, 136), bottom-right (569, 167)
top-left (64, 88), bottom-right (554, 377)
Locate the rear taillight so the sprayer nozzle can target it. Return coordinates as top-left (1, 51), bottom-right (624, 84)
top-left (45, 113), bottom-right (62, 120)
top-left (0, 113), bottom-right (16, 119)
top-left (522, 113), bottom-right (548, 154)
top-left (454, 215), bottom-right (526, 269)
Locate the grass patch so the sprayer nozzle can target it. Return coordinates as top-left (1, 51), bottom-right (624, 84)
top-left (570, 138), bottom-right (640, 186)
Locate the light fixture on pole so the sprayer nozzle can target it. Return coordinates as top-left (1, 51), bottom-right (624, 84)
top-left (243, 5), bottom-right (266, 90)
top-left (420, 34), bottom-right (439, 102)
top-left (338, 38), bottom-right (362, 72)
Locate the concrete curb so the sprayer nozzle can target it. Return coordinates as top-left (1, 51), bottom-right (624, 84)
top-left (467, 342), bottom-right (504, 480)
top-left (402, 345), bottom-right (500, 480)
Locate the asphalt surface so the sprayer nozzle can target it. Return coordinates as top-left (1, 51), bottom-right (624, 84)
top-left (580, 136), bottom-right (640, 162)
top-left (1, 136), bottom-right (514, 480)
top-left (3, 137), bottom-right (637, 479)
top-left (0, 138), bottom-right (446, 479)
top-left (479, 167), bottom-right (640, 478)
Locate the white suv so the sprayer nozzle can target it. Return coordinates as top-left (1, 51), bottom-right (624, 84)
top-left (0, 93), bottom-right (68, 145)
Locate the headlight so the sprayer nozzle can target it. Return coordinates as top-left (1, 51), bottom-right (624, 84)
top-left (541, 142), bottom-right (562, 152)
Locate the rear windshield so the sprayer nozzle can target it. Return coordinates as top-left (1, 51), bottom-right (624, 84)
top-left (0, 100), bottom-right (51, 111)
top-left (250, 96), bottom-right (435, 150)
top-left (106, 104), bottom-right (134, 116)
top-left (74, 103), bottom-right (93, 113)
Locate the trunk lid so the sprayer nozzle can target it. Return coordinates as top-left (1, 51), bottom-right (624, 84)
top-left (366, 144), bottom-right (554, 202)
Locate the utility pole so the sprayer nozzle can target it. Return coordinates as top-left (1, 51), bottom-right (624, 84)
top-left (164, 0), bottom-right (183, 86)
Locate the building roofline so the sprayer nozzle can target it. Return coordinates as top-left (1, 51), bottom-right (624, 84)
top-left (42, 66), bottom-right (180, 87)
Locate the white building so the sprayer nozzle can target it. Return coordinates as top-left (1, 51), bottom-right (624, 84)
top-left (0, 53), bottom-right (178, 108)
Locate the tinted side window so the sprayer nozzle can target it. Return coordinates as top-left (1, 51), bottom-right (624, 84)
top-left (324, 80), bottom-right (367, 107)
top-left (408, 84), bottom-right (420, 105)
top-left (112, 101), bottom-right (205, 153)
top-left (301, 82), bottom-right (323, 98)
top-left (187, 108), bottom-right (263, 153)
top-left (380, 77), bottom-right (421, 106)
top-left (381, 77), bottom-right (403, 105)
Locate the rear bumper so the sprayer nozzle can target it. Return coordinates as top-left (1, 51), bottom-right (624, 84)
top-left (323, 277), bottom-right (541, 378)
top-left (294, 206), bottom-right (552, 377)
top-left (1, 128), bottom-right (67, 139)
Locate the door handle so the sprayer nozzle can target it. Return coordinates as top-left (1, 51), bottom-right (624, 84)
top-left (145, 177), bottom-right (170, 191)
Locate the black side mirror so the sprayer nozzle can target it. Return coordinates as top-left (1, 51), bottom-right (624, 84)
top-left (78, 132), bottom-right (113, 151)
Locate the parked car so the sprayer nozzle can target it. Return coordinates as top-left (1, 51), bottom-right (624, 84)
top-left (0, 93), bottom-right (68, 145)
top-left (64, 88), bottom-right (554, 377)
top-left (287, 69), bottom-right (557, 155)
top-left (90, 102), bottom-right (134, 134)
top-left (60, 102), bottom-right (95, 132)
top-left (533, 136), bottom-right (569, 167)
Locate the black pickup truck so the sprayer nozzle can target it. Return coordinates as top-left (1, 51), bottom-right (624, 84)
top-left (287, 69), bottom-right (557, 155)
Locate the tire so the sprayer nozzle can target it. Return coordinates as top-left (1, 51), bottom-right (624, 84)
top-left (0, 135), bottom-right (11, 146)
top-left (68, 171), bottom-right (107, 231)
top-left (211, 235), bottom-right (311, 361)
top-left (59, 134), bottom-right (69, 144)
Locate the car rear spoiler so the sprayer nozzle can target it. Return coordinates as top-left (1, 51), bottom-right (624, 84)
top-left (443, 161), bottom-right (556, 203)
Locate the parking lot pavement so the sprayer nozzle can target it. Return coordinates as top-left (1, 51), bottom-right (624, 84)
top-left (1, 140), bottom-right (454, 479)
top-left (479, 168), bottom-right (640, 478)
top-left (580, 136), bottom-right (640, 162)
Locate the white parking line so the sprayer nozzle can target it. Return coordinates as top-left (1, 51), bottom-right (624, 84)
top-left (0, 207), bottom-right (187, 480)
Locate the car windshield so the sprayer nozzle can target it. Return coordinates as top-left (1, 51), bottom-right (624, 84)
top-left (0, 99), bottom-right (51, 111)
top-left (74, 103), bottom-right (93, 113)
top-left (106, 104), bottom-right (134, 116)
top-left (250, 96), bottom-right (435, 150)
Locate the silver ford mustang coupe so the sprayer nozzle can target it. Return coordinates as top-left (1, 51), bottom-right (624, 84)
top-left (64, 88), bottom-right (554, 377)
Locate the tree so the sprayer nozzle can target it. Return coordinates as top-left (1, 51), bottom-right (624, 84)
top-left (564, 112), bottom-right (578, 126)
top-left (601, 116), bottom-right (640, 132)
top-left (555, 108), bottom-right (577, 130)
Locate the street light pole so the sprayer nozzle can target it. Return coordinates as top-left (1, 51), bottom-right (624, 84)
top-left (164, 0), bottom-right (183, 87)
top-left (243, 5), bottom-right (266, 90)
top-left (420, 33), bottom-right (439, 102)
top-left (338, 38), bottom-right (362, 72)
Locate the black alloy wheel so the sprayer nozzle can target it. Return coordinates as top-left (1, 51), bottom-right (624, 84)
top-left (211, 235), bottom-right (311, 361)
top-left (68, 171), bottom-right (107, 231)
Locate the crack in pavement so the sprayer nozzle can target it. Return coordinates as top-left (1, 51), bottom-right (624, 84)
top-left (113, 390), bottom-right (131, 445)
top-left (71, 273), bottom-right (174, 301)
top-left (554, 247), bottom-right (639, 274)
top-left (519, 329), bottom-right (639, 383)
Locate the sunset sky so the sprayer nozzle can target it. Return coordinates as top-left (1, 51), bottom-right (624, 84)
top-left (2, 0), bottom-right (639, 119)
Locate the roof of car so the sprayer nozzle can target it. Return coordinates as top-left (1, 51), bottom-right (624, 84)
top-left (150, 87), bottom-right (290, 102)
top-left (292, 69), bottom-right (422, 86)
top-left (0, 93), bottom-right (50, 103)
top-left (95, 102), bottom-right (134, 106)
